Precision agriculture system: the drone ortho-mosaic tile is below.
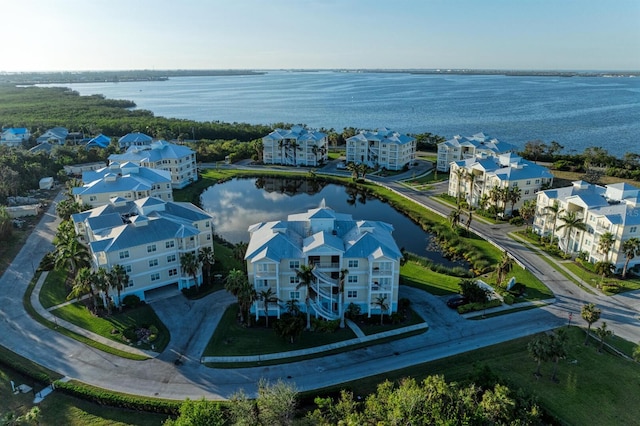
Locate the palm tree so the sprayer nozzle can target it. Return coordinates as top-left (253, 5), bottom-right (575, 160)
top-left (346, 162), bottom-right (359, 180)
top-left (277, 139), bottom-right (288, 165)
top-left (594, 261), bottom-right (615, 285)
top-left (296, 264), bottom-right (317, 330)
top-left (465, 209), bottom-right (473, 234)
top-left (373, 295), bottom-right (389, 325)
top-left (289, 140), bottom-right (299, 165)
top-left (498, 187), bottom-right (510, 218)
top-left (495, 251), bottom-right (514, 287)
top-left (595, 321), bottom-right (613, 353)
top-left (198, 246), bottom-right (215, 286)
top-left (449, 206), bottom-right (461, 229)
top-left (259, 287), bottom-right (278, 328)
top-left (508, 186), bottom-right (522, 217)
top-left (520, 200), bottom-right (537, 232)
top-left (94, 267), bottom-right (111, 314)
top-left (237, 279), bottom-right (258, 326)
top-left (527, 334), bottom-right (551, 377)
top-left (597, 232), bottom-right (616, 263)
top-left (109, 264), bottom-right (129, 311)
top-left (581, 303), bottom-right (601, 345)
top-left (454, 167), bottom-right (465, 204)
top-left (180, 251), bottom-right (201, 291)
top-left (465, 170), bottom-right (477, 207)
top-left (488, 186), bottom-right (501, 219)
top-left (225, 269), bottom-right (254, 324)
top-left (54, 224), bottom-right (90, 277)
top-left (68, 266), bottom-right (97, 311)
top-left (549, 328), bottom-right (568, 382)
top-left (338, 268), bottom-right (349, 328)
top-left (621, 237), bottom-right (640, 278)
top-left (225, 269), bottom-right (246, 298)
top-left (556, 211), bottom-right (588, 255)
top-left (544, 201), bottom-right (564, 244)
top-left (357, 163), bottom-right (369, 180)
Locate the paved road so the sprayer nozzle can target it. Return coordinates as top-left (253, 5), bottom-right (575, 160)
top-left (0, 172), bottom-right (638, 401)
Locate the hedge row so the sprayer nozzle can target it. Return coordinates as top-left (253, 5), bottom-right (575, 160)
top-left (54, 380), bottom-right (182, 415)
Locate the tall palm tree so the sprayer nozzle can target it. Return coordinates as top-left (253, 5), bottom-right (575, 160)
top-left (454, 167), bottom-right (465, 204)
top-left (357, 163), bottom-right (369, 180)
top-left (296, 264), bottom-right (317, 330)
top-left (597, 231), bottom-right (615, 263)
top-left (259, 287), bottom-right (278, 328)
top-left (488, 185), bottom-right (501, 219)
top-left (289, 140), bottom-right (299, 165)
top-left (621, 237), bottom-right (640, 278)
top-left (508, 186), bottom-right (522, 217)
top-left (225, 269), bottom-right (252, 323)
top-left (68, 266), bottom-right (97, 311)
top-left (465, 170), bottom-right (477, 207)
top-left (54, 236), bottom-right (90, 278)
top-left (581, 303), bottom-right (601, 345)
top-left (338, 268), bottom-right (349, 328)
top-left (520, 200), bottom-right (536, 231)
top-left (237, 279), bottom-right (258, 326)
top-left (448, 206), bottom-right (461, 229)
top-left (544, 201), bottom-right (564, 243)
top-left (373, 295), bottom-right (389, 325)
top-left (346, 162), bottom-right (359, 180)
top-left (594, 261), bottom-right (615, 284)
top-left (109, 264), bottom-right (129, 311)
top-left (498, 187), bottom-right (510, 218)
top-left (198, 246), bottom-right (215, 286)
top-left (556, 211), bottom-right (588, 255)
top-left (180, 251), bottom-right (202, 291)
top-left (94, 267), bottom-right (111, 314)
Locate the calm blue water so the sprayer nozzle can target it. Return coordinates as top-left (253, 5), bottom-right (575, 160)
top-left (200, 178), bottom-right (463, 267)
top-left (45, 71), bottom-right (640, 157)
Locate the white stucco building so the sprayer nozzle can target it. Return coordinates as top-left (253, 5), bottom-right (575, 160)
top-left (72, 162), bottom-right (173, 208)
top-left (245, 202), bottom-right (403, 321)
top-left (346, 128), bottom-right (416, 171)
top-left (437, 132), bottom-right (517, 172)
top-left (109, 140), bottom-right (198, 189)
top-left (533, 181), bottom-right (640, 273)
top-left (72, 197), bottom-right (214, 303)
top-left (448, 153), bottom-right (554, 215)
top-left (262, 126), bottom-right (328, 166)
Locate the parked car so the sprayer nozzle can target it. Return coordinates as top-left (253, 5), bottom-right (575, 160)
top-left (446, 294), bottom-right (469, 309)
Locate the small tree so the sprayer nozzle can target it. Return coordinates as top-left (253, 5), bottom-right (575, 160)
top-left (296, 264), bottom-right (317, 330)
top-left (549, 328), bottom-right (568, 382)
top-left (621, 237), bottom-right (640, 278)
top-left (259, 287), bottom-right (278, 328)
top-left (594, 321), bottom-right (613, 353)
top-left (527, 334), bottom-right (551, 377)
top-left (373, 295), bottom-right (389, 325)
top-left (459, 279), bottom-right (489, 304)
top-left (581, 303), bottom-right (601, 345)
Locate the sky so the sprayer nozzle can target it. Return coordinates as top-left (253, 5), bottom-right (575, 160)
top-left (3, 0), bottom-right (639, 72)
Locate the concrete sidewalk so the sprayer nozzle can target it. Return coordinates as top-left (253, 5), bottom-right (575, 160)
top-left (30, 272), bottom-right (157, 359)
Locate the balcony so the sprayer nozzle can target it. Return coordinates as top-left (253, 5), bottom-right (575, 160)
top-left (314, 262), bottom-right (340, 270)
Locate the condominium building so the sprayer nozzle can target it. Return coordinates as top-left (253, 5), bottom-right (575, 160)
top-left (71, 197), bottom-right (213, 303)
top-left (436, 132), bottom-right (517, 172)
top-left (262, 126), bottom-right (328, 166)
top-left (346, 128), bottom-right (416, 171)
top-left (245, 202), bottom-right (402, 321)
top-left (118, 132), bottom-right (153, 149)
top-left (73, 162), bottom-right (173, 208)
top-left (533, 181), bottom-right (640, 272)
top-left (448, 153), bottom-right (553, 215)
top-left (109, 140), bottom-right (198, 189)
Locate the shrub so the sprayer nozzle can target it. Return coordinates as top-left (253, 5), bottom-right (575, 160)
top-left (148, 324), bottom-right (159, 335)
top-left (345, 303), bottom-right (361, 320)
top-left (503, 293), bottom-right (515, 305)
top-left (398, 298), bottom-right (411, 311)
top-left (457, 299), bottom-right (502, 314)
top-left (122, 294), bottom-right (140, 308)
top-left (509, 217), bottom-right (525, 226)
top-left (122, 326), bottom-right (138, 342)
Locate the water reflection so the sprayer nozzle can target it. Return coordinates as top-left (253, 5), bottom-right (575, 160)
top-left (200, 178), bottom-right (466, 267)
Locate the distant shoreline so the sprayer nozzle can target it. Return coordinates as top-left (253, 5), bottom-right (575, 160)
top-left (1, 68), bottom-right (638, 85)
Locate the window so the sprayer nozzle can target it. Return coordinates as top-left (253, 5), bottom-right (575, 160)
top-left (89, 196), bottom-right (97, 202)
top-left (167, 254), bottom-right (176, 263)
top-left (289, 260), bottom-right (300, 269)
top-left (165, 240), bottom-right (175, 249)
top-left (151, 273), bottom-right (160, 282)
top-left (169, 268), bottom-right (178, 277)
top-left (347, 275), bottom-right (358, 283)
top-left (526, 180), bottom-right (531, 185)
top-left (289, 291), bottom-right (300, 300)
top-left (347, 290), bottom-right (358, 298)
top-left (124, 265), bottom-right (132, 273)
top-left (524, 190), bottom-right (530, 195)
top-left (631, 226), bottom-right (638, 233)
top-left (535, 179), bottom-right (540, 184)
top-left (348, 260), bottom-right (359, 268)
top-left (207, 234), bottom-right (211, 240)
top-left (205, 221), bottom-right (210, 228)
top-left (126, 279), bottom-right (134, 288)
top-left (119, 250), bottom-right (129, 259)
top-left (147, 244), bottom-right (156, 253)
top-left (290, 276), bottom-right (300, 284)
top-left (149, 259), bottom-right (158, 267)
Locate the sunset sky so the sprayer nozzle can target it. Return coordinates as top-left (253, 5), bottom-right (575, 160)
top-left (3, 0), bottom-right (639, 72)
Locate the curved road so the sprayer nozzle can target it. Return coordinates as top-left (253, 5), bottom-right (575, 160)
top-left (0, 175), bottom-right (638, 400)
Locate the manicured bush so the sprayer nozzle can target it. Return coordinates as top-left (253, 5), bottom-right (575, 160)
top-left (122, 294), bottom-right (141, 308)
top-left (509, 217), bottom-right (525, 226)
top-left (457, 299), bottom-right (502, 314)
top-left (54, 380), bottom-right (181, 414)
top-left (122, 326), bottom-right (138, 342)
top-left (503, 293), bottom-right (515, 305)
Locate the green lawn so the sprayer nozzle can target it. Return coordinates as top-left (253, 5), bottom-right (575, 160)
top-left (357, 308), bottom-right (425, 336)
top-left (51, 302), bottom-right (170, 353)
top-left (203, 304), bottom-right (357, 357)
top-left (400, 261), bottom-right (462, 295)
top-left (39, 268), bottom-right (70, 309)
top-left (564, 261), bottom-right (640, 294)
top-left (309, 327), bottom-right (640, 426)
